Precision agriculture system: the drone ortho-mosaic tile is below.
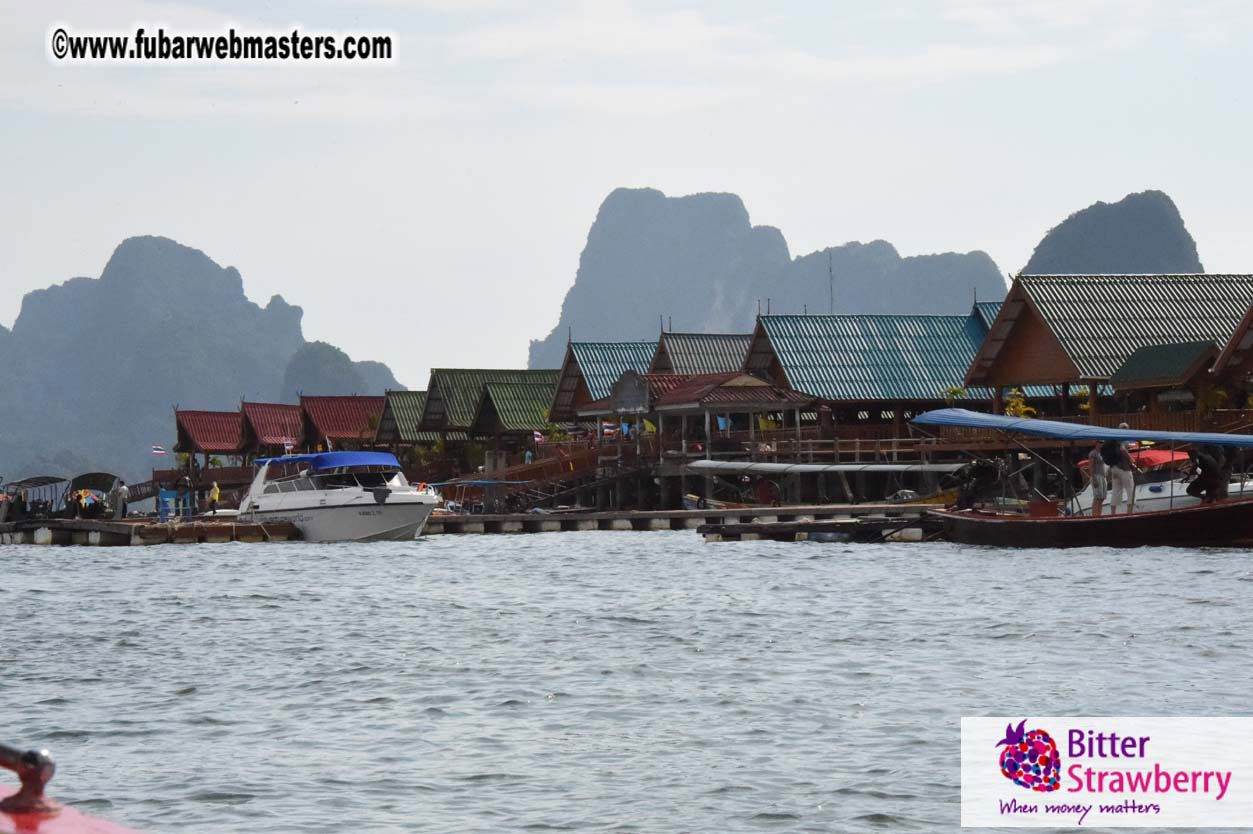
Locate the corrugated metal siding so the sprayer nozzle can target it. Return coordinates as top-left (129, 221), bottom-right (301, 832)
top-left (427, 369), bottom-right (560, 430)
top-left (570, 342), bottom-right (657, 400)
top-left (655, 333), bottom-right (752, 374)
top-left (1023, 274), bottom-right (1253, 378)
top-left (760, 314), bottom-right (990, 402)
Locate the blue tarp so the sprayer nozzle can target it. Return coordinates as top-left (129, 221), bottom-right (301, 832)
top-left (255, 451), bottom-right (401, 470)
top-left (912, 408), bottom-right (1253, 448)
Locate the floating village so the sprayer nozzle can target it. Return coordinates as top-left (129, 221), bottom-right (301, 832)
top-left (7, 272), bottom-right (1253, 547)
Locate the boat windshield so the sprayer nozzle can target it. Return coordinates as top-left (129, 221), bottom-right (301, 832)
top-left (261, 464), bottom-right (407, 493)
top-left (312, 465), bottom-right (407, 490)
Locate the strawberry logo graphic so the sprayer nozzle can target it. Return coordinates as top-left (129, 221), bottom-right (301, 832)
top-left (996, 719), bottom-right (1060, 792)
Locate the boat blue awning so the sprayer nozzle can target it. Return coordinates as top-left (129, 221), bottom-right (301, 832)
top-left (913, 408), bottom-right (1253, 448)
top-left (255, 451), bottom-right (401, 470)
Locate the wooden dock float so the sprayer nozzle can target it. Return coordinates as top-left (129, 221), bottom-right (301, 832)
top-left (424, 503), bottom-right (935, 535)
top-left (695, 514), bottom-right (944, 543)
top-left (0, 519), bottom-right (299, 546)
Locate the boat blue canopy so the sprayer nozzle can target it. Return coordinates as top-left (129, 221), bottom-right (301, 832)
top-left (255, 451), bottom-right (402, 470)
top-left (913, 408), bottom-right (1253, 448)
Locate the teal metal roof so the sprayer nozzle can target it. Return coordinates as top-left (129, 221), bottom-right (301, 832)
top-left (758, 314), bottom-right (990, 402)
top-left (973, 301), bottom-right (1002, 330)
top-left (652, 333), bottom-right (752, 374)
top-left (570, 341), bottom-right (657, 400)
top-left (1109, 340), bottom-right (1217, 390)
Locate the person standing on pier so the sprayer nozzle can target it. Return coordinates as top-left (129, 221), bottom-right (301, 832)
top-left (113, 480), bottom-right (129, 519)
top-left (208, 481), bottom-right (220, 515)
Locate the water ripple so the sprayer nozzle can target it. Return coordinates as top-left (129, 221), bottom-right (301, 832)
top-left (2, 533), bottom-right (1250, 833)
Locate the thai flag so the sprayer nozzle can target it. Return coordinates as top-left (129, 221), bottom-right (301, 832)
top-left (601, 421), bottom-right (617, 436)
top-left (532, 430), bottom-right (545, 444)
top-left (283, 439), bottom-right (295, 452)
top-left (151, 445), bottom-right (166, 455)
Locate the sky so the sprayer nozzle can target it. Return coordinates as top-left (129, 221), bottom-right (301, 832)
top-left (4, 0), bottom-right (1253, 389)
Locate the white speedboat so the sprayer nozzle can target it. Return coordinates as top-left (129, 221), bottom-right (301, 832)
top-left (1070, 447), bottom-right (1250, 516)
top-left (237, 451), bottom-right (439, 542)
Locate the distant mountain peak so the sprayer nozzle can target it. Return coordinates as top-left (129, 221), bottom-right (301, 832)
top-left (1023, 190), bottom-right (1203, 275)
top-left (0, 235), bottom-right (401, 480)
top-left (527, 187), bottom-right (1005, 368)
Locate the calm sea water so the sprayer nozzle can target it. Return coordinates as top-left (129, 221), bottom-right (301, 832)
top-left (3, 532), bottom-right (1252, 833)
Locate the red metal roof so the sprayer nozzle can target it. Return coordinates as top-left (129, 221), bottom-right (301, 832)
top-left (301, 396), bottom-right (386, 443)
top-left (175, 409), bottom-right (244, 454)
top-left (241, 401), bottom-right (304, 446)
top-left (653, 373), bottom-right (813, 408)
top-left (580, 373), bottom-right (811, 413)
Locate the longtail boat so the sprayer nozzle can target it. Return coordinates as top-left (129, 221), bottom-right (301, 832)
top-left (912, 408), bottom-right (1253, 548)
top-left (2, 743), bottom-right (141, 834)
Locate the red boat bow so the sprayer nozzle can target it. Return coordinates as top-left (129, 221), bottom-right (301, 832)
top-left (1, 745), bottom-right (142, 834)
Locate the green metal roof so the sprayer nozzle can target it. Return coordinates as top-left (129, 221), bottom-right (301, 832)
top-left (422, 369), bottom-right (559, 431)
top-left (1109, 340), bottom-right (1217, 390)
top-left (1020, 274), bottom-right (1253, 379)
top-left (570, 342), bottom-right (657, 400)
top-left (652, 333), bottom-right (751, 374)
top-left (472, 383), bottom-right (561, 434)
top-left (375, 390), bottom-right (462, 444)
top-left (756, 314), bottom-right (989, 402)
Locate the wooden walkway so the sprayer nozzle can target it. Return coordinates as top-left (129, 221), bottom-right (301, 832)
top-left (0, 518), bottom-right (299, 546)
top-left (425, 503), bottom-right (933, 534)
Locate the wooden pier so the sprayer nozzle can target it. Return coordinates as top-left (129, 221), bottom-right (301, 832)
top-left (695, 514), bottom-right (943, 543)
top-left (424, 503), bottom-right (933, 535)
top-left (0, 518), bottom-right (299, 546)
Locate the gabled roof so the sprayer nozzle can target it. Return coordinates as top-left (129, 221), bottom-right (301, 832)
top-left (174, 409), bottom-right (244, 454)
top-left (549, 342), bottom-right (656, 422)
top-left (1110, 341), bottom-right (1217, 390)
top-left (471, 383), bottom-right (560, 434)
top-left (1213, 303), bottom-right (1253, 379)
top-left (650, 333), bottom-right (752, 374)
top-left (652, 372), bottom-right (813, 411)
top-left (969, 274), bottom-right (1253, 384)
top-left (374, 390), bottom-right (454, 445)
top-left (300, 395), bottom-right (385, 445)
top-left (580, 372), bottom-right (813, 415)
top-left (421, 369), bottom-right (559, 431)
top-left (972, 301), bottom-right (1003, 331)
top-left (748, 314), bottom-right (989, 402)
top-left (241, 401), bottom-right (303, 447)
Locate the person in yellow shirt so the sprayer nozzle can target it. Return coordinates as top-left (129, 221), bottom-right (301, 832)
top-left (209, 481), bottom-right (220, 516)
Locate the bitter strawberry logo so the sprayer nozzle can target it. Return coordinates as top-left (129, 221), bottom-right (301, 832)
top-left (996, 719), bottom-right (1061, 792)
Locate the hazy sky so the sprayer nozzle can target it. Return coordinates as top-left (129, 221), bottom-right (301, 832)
top-left (4, 0), bottom-right (1253, 390)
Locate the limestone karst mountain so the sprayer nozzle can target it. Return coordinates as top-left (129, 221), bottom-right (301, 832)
top-left (0, 236), bottom-right (401, 481)
top-left (1022, 190), bottom-right (1203, 275)
top-left (527, 188), bottom-right (1007, 369)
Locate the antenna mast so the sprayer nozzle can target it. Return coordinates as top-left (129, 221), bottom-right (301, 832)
top-left (827, 251), bottom-right (834, 314)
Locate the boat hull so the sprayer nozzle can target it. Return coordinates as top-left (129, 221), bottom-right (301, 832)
top-left (242, 500), bottom-right (436, 542)
top-left (933, 497), bottom-right (1253, 548)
